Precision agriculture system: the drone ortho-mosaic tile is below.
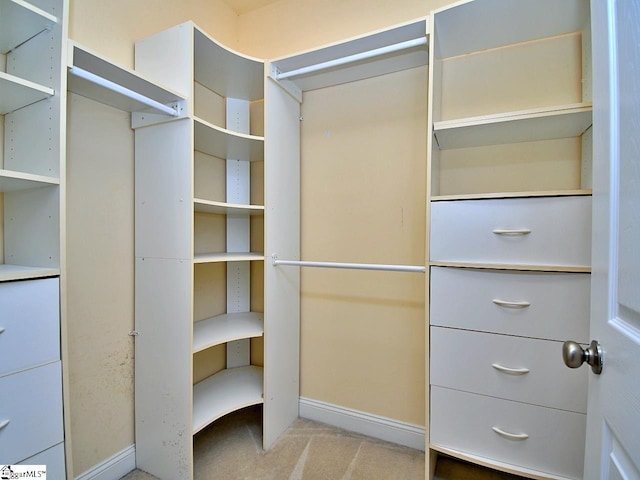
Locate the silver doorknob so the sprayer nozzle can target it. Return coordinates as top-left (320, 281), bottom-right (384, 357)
top-left (562, 340), bottom-right (603, 374)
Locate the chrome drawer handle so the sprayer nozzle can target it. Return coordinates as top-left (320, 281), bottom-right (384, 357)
top-left (0, 419), bottom-right (10, 430)
top-left (492, 426), bottom-right (529, 441)
top-left (492, 299), bottom-right (531, 308)
top-left (492, 228), bottom-right (531, 236)
top-left (492, 363), bottom-right (530, 375)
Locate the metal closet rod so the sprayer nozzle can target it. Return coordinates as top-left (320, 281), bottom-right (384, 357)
top-left (68, 66), bottom-right (179, 117)
top-left (272, 256), bottom-right (426, 273)
top-left (275, 36), bottom-right (428, 81)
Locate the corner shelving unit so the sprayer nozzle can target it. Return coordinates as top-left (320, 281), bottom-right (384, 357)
top-left (427, 0), bottom-right (592, 478)
top-left (132, 21), bottom-right (298, 480)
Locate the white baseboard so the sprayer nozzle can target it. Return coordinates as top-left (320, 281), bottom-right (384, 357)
top-left (299, 397), bottom-right (425, 451)
top-left (75, 444), bottom-right (136, 480)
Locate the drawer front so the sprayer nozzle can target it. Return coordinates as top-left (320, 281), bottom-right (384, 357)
top-left (430, 196), bottom-right (591, 267)
top-left (18, 442), bottom-right (66, 479)
top-left (430, 267), bottom-right (590, 342)
top-left (0, 362), bottom-right (64, 464)
top-left (430, 327), bottom-right (587, 412)
top-left (431, 386), bottom-right (585, 479)
top-left (0, 278), bottom-right (60, 377)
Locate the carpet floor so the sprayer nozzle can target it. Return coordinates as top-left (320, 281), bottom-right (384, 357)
top-left (122, 405), bottom-right (524, 479)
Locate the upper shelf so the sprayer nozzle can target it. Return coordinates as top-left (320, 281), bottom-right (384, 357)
top-left (270, 17), bottom-right (429, 94)
top-left (67, 42), bottom-right (186, 117)
top-left (194, 26), bottom-right (264, 101)
top-left (0, 264), bottom-right (60, 282)
top-left (434, 103), bottom-right (592, 150)
top-left (0, 71), bottom-right (53, 114)
top-left (194, 199), bottom-right (264, 216)
top-left (433, 0), bottom-right (590, 59)
top-left (192, 312), bottom-right (263, 354)
top-left (0, 0), bottom-right (57, 54)
top-left (194, 117), bottom-right (264, 162)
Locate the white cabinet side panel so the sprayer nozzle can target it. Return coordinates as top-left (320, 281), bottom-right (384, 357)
top-left (263, 78), bottom-right (301, 449)
top-left (135, 119), bottom-right (192, 260)
top-left (134, 257), bottom-right (193, 480)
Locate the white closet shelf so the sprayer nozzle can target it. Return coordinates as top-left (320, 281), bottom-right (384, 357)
top-left (192, 365), bottom-right (263, 434)
top-left (194, 252), bottom-right (264, 264)
top-left (431, 190), bottom-right (592, 202)
top-left (434, 103), bottom-right (592, 150)
top-left (0, 71), bottom-right (53, 114)
top-left (270, 18), bottom-right (428, 93)
top-left (194, 117), bottom-right (264, 162)
top-left (433, 0), bottom-right (588, 59)
top-left (194, 26), bottom-right (264, 101)
top-left (193, 312), bottom-right (264, 354)
top-left (0, 169), bottom-right (59, 192)
top-left (67, 42), bottom-right (185, 115)
top-left (194, 199), bottom-right (264, 216)
top-left (0, 264), bottom-right (60, 282)
top-left (429, 261), bottom-right (591, 274)
top-left (0, 0), bottom-right (57, 54)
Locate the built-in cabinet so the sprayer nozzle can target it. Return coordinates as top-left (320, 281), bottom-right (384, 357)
top-left (0, 0), bottom-right (67, 476)
top-left (427, 0), bottom-right (592, 478)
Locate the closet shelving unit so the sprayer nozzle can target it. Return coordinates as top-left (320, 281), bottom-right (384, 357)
top-left (132, 21), bottom-right (302, 480)
top-left (427, 0), bottom-right (592, 478)
top-left (1, 0), bottom-right (67, 476)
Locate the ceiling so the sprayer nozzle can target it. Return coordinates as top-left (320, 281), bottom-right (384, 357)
top-left (223, 0), bottom-right (282, 14)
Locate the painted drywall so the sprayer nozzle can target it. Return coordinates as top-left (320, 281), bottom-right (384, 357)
top-left (69, 0), bottom-right (239, 70)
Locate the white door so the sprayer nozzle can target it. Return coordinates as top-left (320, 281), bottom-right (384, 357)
top-left (583, 0), bottom-right (640, 478)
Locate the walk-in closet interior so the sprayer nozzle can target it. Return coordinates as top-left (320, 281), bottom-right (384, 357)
top-left (1, 0), bottom-right (606, 479)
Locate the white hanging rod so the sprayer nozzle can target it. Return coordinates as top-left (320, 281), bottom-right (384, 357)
top-left (68, 66), bottom-right (179, 117)
top-left (272, 256), bottom-right (425, 273)
top-left (275, 37), bottom-right (427, 81)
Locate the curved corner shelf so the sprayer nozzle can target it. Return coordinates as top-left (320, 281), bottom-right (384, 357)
top-left (193, 312), bottom-right (263, 354)
top-left (193, 252), bottom-right (264, 264)
top-left (194, 26), bottom-right (264, 101)
top-left (192, 365), bottom-right (263, 434)
top-left (194, 198), bottom-right (264, 215)
top-left (194, 117), bottom-right (264, 162)
top-left (0, 71), bottom-right (54, 114)
top-left (0, 169), bottom-right (59, 192)
top-left (0, 0), bottom-right (57, 54)
top-left (434, 103), bottom-right (592, 150)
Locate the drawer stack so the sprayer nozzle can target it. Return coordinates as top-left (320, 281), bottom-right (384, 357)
top-left (429, 198), bottom-right (591, 479)
top-left (0, 278), bottom-right (65, 475)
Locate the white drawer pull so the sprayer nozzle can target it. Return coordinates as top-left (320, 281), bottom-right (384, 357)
top-left (492, 228), bottom-right (532, 236)
top-left (492, 426), bottom-right (529, 441)
top-left (492, 299), bottom-right (531, 308)
top-left (0, 419), bottom-right (10, 430)
top-left (492, 363), bottom-right (530, 375)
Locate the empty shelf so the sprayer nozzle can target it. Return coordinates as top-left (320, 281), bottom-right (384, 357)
top-left (0, 169), bottom-right (59, 192)
top-left (0, 71), bottom-right (53, 114)
top-left (194, 252), bottom-right (264, 263)
top-left (193, 312), bottom-right (264, 353)
top-left (0, 264), bottom-right (60, 282)
top-left (0, 0), bottom-right (57, 54)
top-left (192, 365), bottom-right (263, 434)
top-left (194, 199), bottom-right (264, 215)
top-left (194, 117), bottom-right (264, 162)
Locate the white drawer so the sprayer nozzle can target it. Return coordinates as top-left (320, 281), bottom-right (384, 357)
top-left (0, 362), bottom-right (64, 464)
top-left (430, 196), bottom-right (592, 267)
top-left (431, 386), bottom-right (585, 479)
top-left (18, 442), bottom-right (66, 479)
top-left (430, 267), bottom-right (589, 342)
top-left (0, 278), bottom-right (60, 377)
top-left (430, 327), bottom-right (587, 413)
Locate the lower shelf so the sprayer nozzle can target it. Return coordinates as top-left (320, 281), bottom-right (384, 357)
top-left (0, 264), bottom-right (60, 282)
top-left (192, 365), bottom-right (263, 434)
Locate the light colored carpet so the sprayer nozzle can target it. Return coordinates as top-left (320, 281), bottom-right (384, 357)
top-left (121, 406), bottom-right (524, 479)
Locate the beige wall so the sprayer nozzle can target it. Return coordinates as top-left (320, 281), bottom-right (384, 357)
top-left (66, 0), bottom-right (443, 475)
top-left (69, 0), bottom-right (239, 70)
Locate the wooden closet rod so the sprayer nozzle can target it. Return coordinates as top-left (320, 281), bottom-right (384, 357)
top-left (68, 66), bottom-right (179, 116)
top-left (271, 255), bottom-right (425, 273)
top-left (275, 37), bottom-right (427, 81)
